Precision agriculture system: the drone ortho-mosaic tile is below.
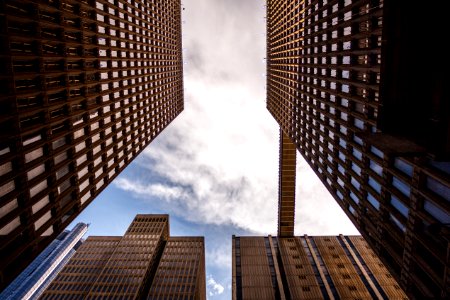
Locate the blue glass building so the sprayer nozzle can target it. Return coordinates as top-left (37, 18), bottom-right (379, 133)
top-left (0, 223), bottom-right (87, 300)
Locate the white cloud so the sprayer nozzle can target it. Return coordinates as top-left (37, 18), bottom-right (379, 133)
top-left (207, 275), bottom-right (225, 297)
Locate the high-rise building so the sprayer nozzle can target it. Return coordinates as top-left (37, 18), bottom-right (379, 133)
top-left (0, 0), bottom-right (184, 289)
top-left (232, 235), bottom-right (408, 300)
top-left (0, 222), bottom-right (87, 300)
top-left (266, 0), bottom-right (449, 298)
top-left (40, 214), bottom-right (206, 300)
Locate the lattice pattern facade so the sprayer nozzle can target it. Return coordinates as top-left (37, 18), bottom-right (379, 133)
top-left (266, 0), bottom-right (449, 298)
top-left (40, 215), bottom-right (205, 299)
top-left (0, 0), bottom-right (183, 289)
top-left (232, 235), bottom-right (407, 300)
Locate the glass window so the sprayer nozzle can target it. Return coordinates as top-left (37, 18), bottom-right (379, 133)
top-left (349, 205), bottom-right (357, 216)
top-left (352, 148), bottom-right (362, 160)
top-left (428, 160), bottom-right (450, 176)
top-left (354, 118), bottom-right (364, 129)
top-left (0, 180), bottom-right (15, 198)
top-left (392, 177), bottom-right (411, 197)
top-left (371, 146), bottom-right (383, 158)
top-left (353, 135), bottom-right (363, 145)
top-left (0, 199), bottom-right (18, 218)
top-left (351, 162), bottom-right (361, 175)
top-left (426, 176), bottom-right (450, 202)
top-left (391, 195), bottom-right (408, 217)
top-left (0, 162), bottom-right (12, 177)
top-left (340, 126), bottom-right (347, 134)
top-left (367, 193), bottom-right (380, 209)
top-left (32, 196), bottom-right (50, 214)
top-left (0, 217), bottom-right (20, 235)
top-left (394, 158), bottom-right (413, 177)
top-left (350, 192), bottom-right (359, 204)
top-left (351, 177), bottom-right (360, 190)
top-left (338, 151), bottom-right (346, 162)
top-left (337, 177), bottom-right (344, 187)
top-left (424, 200), bottom-right (450, 224)
top-left (339, 139), bottom-right (347, 148)
top-left (337, 191), bottom-right (344, 200)
top-left (25, 148), bottom-right (43, 163)
top-left (30, 180), bottom-right (47, 198)
top-left (368, 177), bottom-right (382, 193)
top-left (370, 160), bottom-right (383, 176)
top-left (338, 164), bottom-right (345, 175)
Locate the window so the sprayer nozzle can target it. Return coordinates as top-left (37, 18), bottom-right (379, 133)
top-left (370, 160), bottom-right (382, 176)
top-left (390, 214), bottom-right (406, 232)
top-left (354, 118), bottom-right (364, 129)
top-left (392, 177), bottom-right (411, 197)
top-left (25, 148), bottom-right (43, 163)
top-left (350, 192), bottom-right (359, 204)
top-left (371, 146), bottom-right (383, 158)
top-left (394, 158), bottom-right (413, 177)
top-left (0, 217), bottom-right (20, 235)
top-left (367, 193), bottom-right (380, 210)
top-left (424, 200), bottom-right (450, 224)
top-left (35, 211), bottom-right (51, 230)
top-left (32, 196), bottom-right (50, 214)
top-left (391, 195), bottom-right (408, 217)
top-left (0, 180), bottom-right (15, 198)
top-left (352, 148), bottom-right (362, 160)
top-left (0, 199), bottom-right (18, 218)
top-left (426, 176), bottom-right (450, 202)
top-left (368, 177), bottom-right (382, 193)
top-left (351, 163), bottom-right (361, 175)
top-left (30, 180), bottom-right (47, 198)
top-left (0, 162), bottom-right (12, 176)
top-left (351, 177), bottom-right (360, 190)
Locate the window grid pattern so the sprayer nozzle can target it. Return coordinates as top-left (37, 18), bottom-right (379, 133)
top-left (0, 0), bottom-right (183, 289)
top-left (266, 0), bottom-right (450, 297)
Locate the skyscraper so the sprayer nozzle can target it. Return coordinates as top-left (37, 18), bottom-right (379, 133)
top-left (232, 235), bottom-right (407, 300)
top-left (40, 214), bottom-right (206, 300)
top-left (0, 0), bottom-right (183, 289)
top-left (0, 223), bottom-right (87, 300)
top-left (266, 0), bottom-right (449, 298)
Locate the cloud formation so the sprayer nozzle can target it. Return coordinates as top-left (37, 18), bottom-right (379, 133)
top-left (207, 275), bottom-right (225, 297)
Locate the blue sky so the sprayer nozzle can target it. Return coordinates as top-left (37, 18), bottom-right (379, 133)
top-left (69, 1), bottom-right (359, 299)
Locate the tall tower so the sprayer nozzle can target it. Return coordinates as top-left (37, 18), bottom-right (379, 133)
top-left (0, 0), bottom-right (184, 289)
top-left (266, 0), bottom-right (449, 298)
top-left (232, 234), bottom-right (408, 300)
top-left (40, 215), bottom-right (206, 300)
top-left (0, 223), bottom-right (87, 300)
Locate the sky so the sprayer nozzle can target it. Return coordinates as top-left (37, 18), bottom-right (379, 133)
top-left (69, 1), bottom-right (359, 299)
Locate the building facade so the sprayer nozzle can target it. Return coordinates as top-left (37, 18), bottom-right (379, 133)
top-left (40, 214), bottom-right (206, 300)
top-left (266, 0), bottom-right (449, 298)
top-left (233, 235), bottom-right (407, 300)
top-left (0, 222), bottom-right (87, 300)
top-left (0, 0), bottom-right (184, 289)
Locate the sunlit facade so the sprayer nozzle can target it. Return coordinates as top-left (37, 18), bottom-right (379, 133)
top-left (233, 235), bottom-right (407, 299)
top-left (266, 0), bottom-right (449, 298)
top-left (0, 0), bottom-right (184, 290)
top-left (40, 215), bottom-right (206, 300)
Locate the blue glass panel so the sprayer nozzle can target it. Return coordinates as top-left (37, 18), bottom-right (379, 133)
top-left (370, 146), bottom-right (383, 158)
top-left (424, 200), bottom-right (450, 223)
top-left (339, 139), bottom-right (347, 148)
top-left (338, 165), bottom-right (345, 175)
top-left (340, 126), bottom-right (347, 134)
top-left (352, 148), bottom-right (362, 160)
top-left (337, 177), bottom-right (345, 187)
top-left (368, 177), bottom-right (381, 193)
top-left (394, 158), bottom-right (413, 177)
top-left (350, 192), bottom-right (359, 204)
top-left (426, 176), bottom-right (450, 202)
top-left (391, 195), bottom-right (409, 217)
top-left (354, 118), bottom-right (364, 129)
top-left (353, 135), bottom-right (363, 145)
top-left (369, 160), bottom-right (382, 176)
top-left (367, 193), bottom-right (380, 209)
top-left (349, 205), bottom-right (357, 215)
top-left (341, 98), bottom-right (349, 107)
top-left (392, 177), bottom-right (411, 197)
top-left (337, 190), bottom-right (344, 200)
top-left (338, 151), bottom-right (346, 162)
top-left (351, 177), bottom-right (360, 190)
top-left (351, 163), bottom-right (361, 175)
top-left (341, 112), bottom-right (348, 121)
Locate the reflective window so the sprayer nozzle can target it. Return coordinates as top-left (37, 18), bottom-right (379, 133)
top-left (337, 177), bottom-right (344, 187)
top-left (337, 191), bottom-right (344, 200)
top-left (352, 148), bottom-right (362, 160)
top-left (391, 195), bottom-right (408, 217)
top-left (424, 200), bottom-right (450, 224)
top-left (351, 177), bottom-right (360, 190)
top-left (368, 177), bottom-right (381, 193)
top-left (371, 146), bottom-right (383, 158)
top-left (392, 177), bottom-right (411, 197)
top-left (351, 162), bottom-right (361, 175)
top-left (338, 164), bottom-right (345, 175)
top-left (353, 135), bottom-right (363, 145)
top-left (350, 192), bottom-right (359, 204)
top-left (339, 138), bottom-right (347, 148)
top-left (338, 151), bottom-right (346, 162)
top-left (426, 176), bottom-right (450, 202)
top-left (394, 158), bottom-right (413, 177)
top-left (349, 205), bottom-right (357, 216)
top-left (0, 199), bottom-right (18, 218)
top-left (354, 118), bottom-right (364, 129)
top-left (367, 193), bottom-right (380, 209)
top-left (369, 160), bottom-right (383, 176)
top-left (428, 160), bottom-right (450, 176)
